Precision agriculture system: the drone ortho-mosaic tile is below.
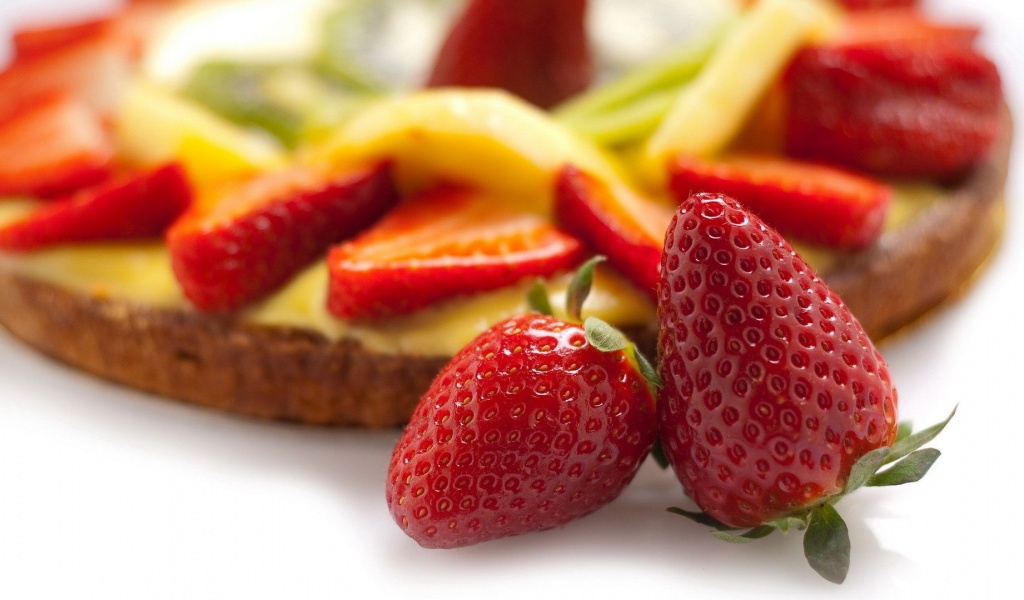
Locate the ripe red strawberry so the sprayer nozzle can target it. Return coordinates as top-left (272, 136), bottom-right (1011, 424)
top-left (554, 165), bottom-right (674, 299)
top-left (667, 153), bottom-right (891, 249)
top-left (387, 262), bottom-right (658, 548)
top-left (783, 38), bottom-right (1003, 179)
top-left (426, 0), bottom-right (593, 109)
top-left (11, 17), bottom-right (114, 59)
top-left (831, 8), bottom-right (979, 47)
top-left (834, 0), bottom-right (918, 10)
top-left (328, 186), bottom-right (585, 319)
top-left (0, 23), bottom-right (131, 119)
top-left (168, 162), bottom-right (398, 312)
top-left (657, 193), bottom-right (950, 583)
top-left (0, 94), bottom-right (115, 198)
top-left (0, 163), bottom-right (192, 251)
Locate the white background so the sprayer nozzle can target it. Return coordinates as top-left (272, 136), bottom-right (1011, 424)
top-left (1, 1), bottom-right (1022, 598)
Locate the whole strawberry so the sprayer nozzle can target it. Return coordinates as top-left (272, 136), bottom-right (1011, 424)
top-left (657, 193), bottom-right (951, 583)
top-left (386, 259), bottom-right (658, 548)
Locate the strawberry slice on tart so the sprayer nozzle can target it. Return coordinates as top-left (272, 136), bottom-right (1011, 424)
top-left (168, 162), bottom-right (398, 313)
top-left (554, 165), bottom-right (674, 300)
top-left (328, 186), bottom-right (587, 319)
top-left (667, 153), bottom-right (892, 249)
top-left (0, 163), bottom-right (192, 252)
top-left (783, 19), bottom-right (1003, 180)
top-left (0, 94), bottom-right (115, 198)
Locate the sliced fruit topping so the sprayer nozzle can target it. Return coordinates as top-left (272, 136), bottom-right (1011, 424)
top-left (554, 165), bottom-right (673, 299)
top-left (667, 153), bottom-right (891, 249)
top-left (830, 8), bottom-right (979, 47)
top-left (387, 258), bottom-right (657, 548)
top-left (167, 162), bottom-right (398, 313)
top-left (11, 16), bottom-right (115, 59)
top-left (0, 20), bottom-right (132, 119)
top-left (328, 186), bottom-right (586, 319)
top-left (834, 0), bottom-right (918, 11)
top-left (116, 82), bottom-right (287, 189)
top-left (643, 0), bottom-right (835, 168)
top-left (426, 0), bottom-right (593, 109)
top-left (0, 94), bottom-right (115, 198)
top-left (317, 89), bottom-right (619, 210)
top-left (0, 163), bottom-right (192, 252)
top-left (784, 27), bottom-right (1003, 179)
top-left (657, 192), bottom-right (950, 583)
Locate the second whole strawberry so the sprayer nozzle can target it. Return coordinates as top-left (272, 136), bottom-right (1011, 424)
top-left (386, 260), bottom-right (659, 548)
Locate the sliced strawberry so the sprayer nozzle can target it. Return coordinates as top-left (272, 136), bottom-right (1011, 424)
top-left (0, 24), bottom-right (132, 119)
top-left (328, 187), bottom-right (586, 319)
top-left (784, 41), bottom-right (1003, 179)
top-left (12, 17), bottom-right (114, 59)
top-left (830, 8), bottom-right (980, 47)
top-left (835, 0), bottom-right (918, 10)
top-left (426, 0), bottom-right (593, 109)
top-left (668, 153), bottom-right (891, 249)
top-left (0, 163), bottom-right (192, 252)
top-left (554, 165), bottom-right (674, 299)
top-left (0, 94), bottom-right (115, 197)
top-left (168, 163), bottom-right (398, 313)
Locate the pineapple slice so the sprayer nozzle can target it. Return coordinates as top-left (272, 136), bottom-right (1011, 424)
top-left (115, 82), bottom-right (287, 189)
top-left (315, 90), bottom-right (625, 215)
top-left (643, 0), bottom-right (837, 169)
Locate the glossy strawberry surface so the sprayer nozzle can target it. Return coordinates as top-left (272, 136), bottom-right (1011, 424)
top-left (328, 187), bottom-right (585, 319)
top-left (387, 313), bottom-right (657, 548)
top-left (784, 40), bottom-right (1002, 179)
top-left (168, 162), bottom-right (397, 312)
top-left (426, 0), bottom-right (593, 109)
top-left (668, 153), bottom-right (891, 249)
top-left (835, 0), bottom-right (918, 10)
top-left (657, 193), bottom-right (898, 528)
top-left (0, 163), bottom-right (191, 251)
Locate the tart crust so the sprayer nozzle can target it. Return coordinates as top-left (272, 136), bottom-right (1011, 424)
top-left (0, 108), bottom-right (1011, 428)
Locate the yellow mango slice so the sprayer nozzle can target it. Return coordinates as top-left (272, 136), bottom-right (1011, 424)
top-left (315, 90), bottom-right (625, 214)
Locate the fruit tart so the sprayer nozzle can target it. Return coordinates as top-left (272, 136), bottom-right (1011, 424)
top-left (0, 0), bottom-right (1010, 427)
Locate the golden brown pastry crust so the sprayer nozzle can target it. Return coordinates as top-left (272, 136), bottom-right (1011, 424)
top-left (0, 108), bottom-right (1011, 427)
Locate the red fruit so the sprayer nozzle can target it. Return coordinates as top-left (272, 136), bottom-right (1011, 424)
top-left (555, 165), bottom-right (674, 299)
top-left (0, 163), bottom-right (192, 252)
top-left (426, 0), bottom-right (593, 109)
top-left (11, 17), bottom-right (114, 59)
top-left (657, 193), bottom-right (898, 528)
top-left (386, 312), bottom-right (657, 548)
top-left (0, 25), bottom-right (131, 119)
top-left (328, 187), bottom-right (586, 319)
top-left (834, 0), bottom-right (917, 10)
top-left (784, 40), bottom-right (1003, 179)
top-left (667, 153), bottom-right (891, 249)
top-left (168, 162), bottom-right (398, 313)
top-left (0, 94), bottom-right (115, 198)
top-left (831, 9), bottom-right (979, 47)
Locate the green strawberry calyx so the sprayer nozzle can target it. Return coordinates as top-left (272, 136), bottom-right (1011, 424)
top-left (668, 406), bottom-right (957, 584)
top-left (528, 255), bottom-right (662, 395)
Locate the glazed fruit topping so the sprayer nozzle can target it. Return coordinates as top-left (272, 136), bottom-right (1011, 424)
top-left (668, 153), bottom-right (892, 249)
top-left (386, 258), bottom-right (658, 548)
top-left (426, 0), bottom-right (593, 109)
top-left (783, 12), bottom-right (1003, 179)
top-left (0, 94), bottom-right (115, 198)
top-left (555, 165), bottom-right (674, 299)
top-left (168, 162), bottom-right (398, 312)
top-left (328, 186), bottom-right (586, 319)
top-left (0, 163), bottom-right (192, 252)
